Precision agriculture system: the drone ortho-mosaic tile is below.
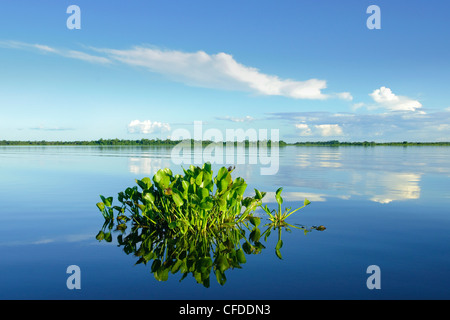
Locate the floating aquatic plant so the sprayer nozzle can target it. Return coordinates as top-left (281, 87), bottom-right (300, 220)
top-left (261, 187), bottom-right (312, 226)
top-left (96, 210), bottom-right (324, 287)
top-left (96, 163), bottom-right (312, 232)
top-left (95, 163), bottom-right (325, 286)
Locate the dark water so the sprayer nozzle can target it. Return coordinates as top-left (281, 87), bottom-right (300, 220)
top-left (0, 145), bottom-right (449, 299)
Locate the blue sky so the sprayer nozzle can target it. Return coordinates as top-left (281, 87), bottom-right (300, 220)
top-left (0, 0), bottom-right (449, 142)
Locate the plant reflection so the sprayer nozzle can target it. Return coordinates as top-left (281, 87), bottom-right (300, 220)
top-left (96, 217), bottom-right (325, 288)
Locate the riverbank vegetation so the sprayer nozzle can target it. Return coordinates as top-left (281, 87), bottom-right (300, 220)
top-left (2, 138), bottom-right (450, 146)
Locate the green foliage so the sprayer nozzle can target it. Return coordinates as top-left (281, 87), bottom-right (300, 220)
top-left (261, 187), bottom-right (312, 226)
top-left (96, 209), bottom-right (325, 287)
top-left (96, 163), bottom-right (266, 233)
top-left (94, 162), bottom-right (326, 285)
top-left (2, 138), bottom-right (450, 146)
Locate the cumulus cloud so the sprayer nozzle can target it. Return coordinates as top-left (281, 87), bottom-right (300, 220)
top-left (295, 123), bottom-right (312, 136)
top-left (271, 110), bottom-right (450, 141)
top-left (127, 120), bottom-right (171, 134)
top-left (369, 86), bottom-right (423, 112)
top-left (334, 92), bottom-right (353, 101)
top-left (295, 123), bottom-right (343, 137)
top-left (314, 124), bottom-right (344, 136)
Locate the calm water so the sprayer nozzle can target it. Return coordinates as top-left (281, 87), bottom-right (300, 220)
top-left (0, 145), bottom-right (449, 299)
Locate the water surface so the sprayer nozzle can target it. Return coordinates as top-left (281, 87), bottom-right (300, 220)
top-left (1, 145), bottom-right (449, 299)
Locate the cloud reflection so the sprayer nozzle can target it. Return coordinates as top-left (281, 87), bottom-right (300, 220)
top-left (128, 157), bottom-right (167, 175)
top-left (289, 148), bottom-right (423, 203)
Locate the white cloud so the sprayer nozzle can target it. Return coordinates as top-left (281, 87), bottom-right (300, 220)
top-left (334, 92), bottom-right (353, 101)
top-left (314, 124), bottom-right (343, 136)
top-left (216, 115), bottom-right (255, 122)
top-left (0, 40), bottom-right (111, 64)
top-left (274, 110), bottom-right (450, 141)
top-left (98, 46), bottom-right (336, 99)
top-left (295, 123), bottom-right (343, 137)
top-left (295, 123), bottom-right (312, 136)
top-left (352, 102), bottom-right (365, 110)
top-left (2, 41), bottom-right (354, 100)
top-left (127, 120), bottom-right (171, 134)
top-left (369, 86), bottom-right (422, 112)
top-left (63, 50), bottom-right (111, 64)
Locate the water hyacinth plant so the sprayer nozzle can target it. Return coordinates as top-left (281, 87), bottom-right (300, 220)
top-left (95, 163), bottom-right (326, 286)
top-left (261, 187), bottom-right (312, 226)
top-left (96, 163), bottom-right (271, 233)
top-left (96, 206), bottom-right (324, 286)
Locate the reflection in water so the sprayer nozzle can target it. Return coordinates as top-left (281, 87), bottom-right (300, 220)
top-left (128, 157), bottom-right (170, 175)
top-left (128, 147), bottom-right (425, 205)
top-left (289, 148), bottom-right (423, 203)
top-left (365, 172), bottom-right (421, 204)
top-left (263, 191), bottom-right (327, 202)
top-left (296, 151), bottom-right (342, 168)
top-left (96, 219), bottom-right (325, 287)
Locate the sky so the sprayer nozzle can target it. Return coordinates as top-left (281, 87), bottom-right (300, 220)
top-left (0, 0), bottom-right (449, 142)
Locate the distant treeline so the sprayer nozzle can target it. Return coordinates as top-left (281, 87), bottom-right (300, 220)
top-left (1, 139), bottom-right (449, 146)
top-left (291, 140), bottom-right (450, 146)
top-left (0, 138), bottom-right (284, 146)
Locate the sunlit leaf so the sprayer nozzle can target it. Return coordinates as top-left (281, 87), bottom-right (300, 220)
top-left (96, 202), bottom-right (105, 212)
top-left (275, 187), bottom-right (283, 205)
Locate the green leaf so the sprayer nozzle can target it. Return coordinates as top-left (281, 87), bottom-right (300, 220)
top-left (275, 187), bottom-right (283, 205)
top-left (249, 216), bottom-right (261, 227)
top-left (144, 251), bottom-right (156, 262)
top-left (172, 193), bottom-right (184, 207)
top-left (96, 202), bottom-right (105, 212)
top-left (215, 255), bottom-right (229, 273)
top-left (136, 177), bottom-right (152, 190)
top-left (142, 192), bottom-right (155, 204)
top-left (155, 267), bottom-right (169, 282)
top-left (104, 232), bottom-right (112, 242)
top-left (249, 227), bottom-right (261, 242)
top-left (242, 242), bottom-right (253, 254)
top-left (171, 259), bottom-right (183, 274)
top-left (95, 231), bottom-right (104, 241)
top-left (203, 162), bottom-right (212, 174)
top-left (153, 170), bottom-right (170, 189)
top-left (168, 221), bottom-right (177, 230)
top-left (181, 180), bottom-right (190, 191)
top-left (275, 239), bottom-right (283, 250)
top-left (216, 167), bottom-right (229, 181)
top-left (163, 168), bottom-right (173, 177)
top-left (199, 198), bottom-right (214, 210)
top-left (236, 248), bottom-right (246, 264)
top-left (195, 171), bottom-right (203, 185)
top-left (198, 187), bottom-right (209, 200)
top-left (215, 269), bottom-right (227, 286)
top-left (151, 259), bottom-right (161, 273)
top-left (198, 257), bottom-right (213, 273)
top-left (275, 239), bottom-right (283, 259)
top-left (218, 179), bottom-right (229, 193)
